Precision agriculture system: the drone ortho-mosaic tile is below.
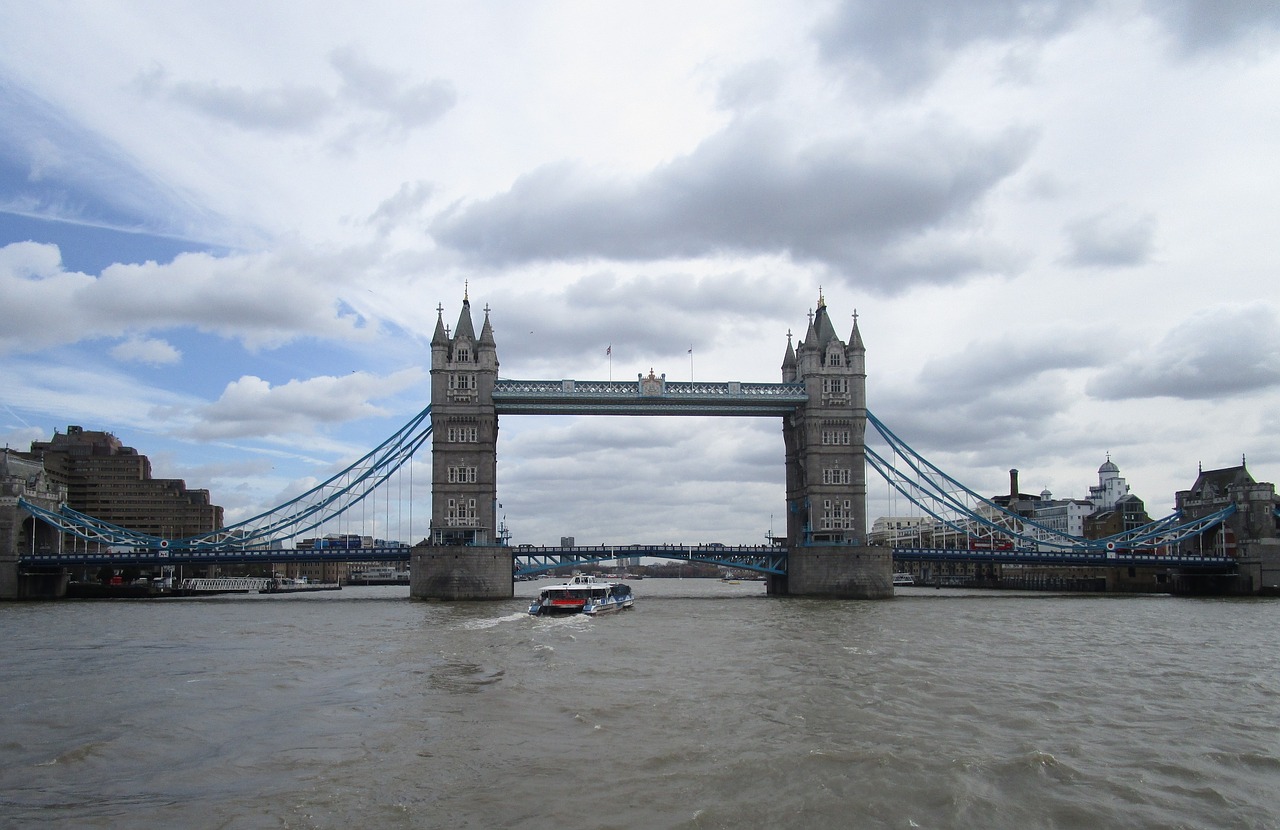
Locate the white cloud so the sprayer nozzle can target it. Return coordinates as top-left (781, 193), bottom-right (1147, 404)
top-left (110, 336), bottom-right (182, 366)
top-left (191, 368), bottom-right (423, 440)
top-left (0, 241), bottom-right (377, 354)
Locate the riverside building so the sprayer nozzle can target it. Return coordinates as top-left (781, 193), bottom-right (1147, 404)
top-left (26, 425), bottom-right (223, 542)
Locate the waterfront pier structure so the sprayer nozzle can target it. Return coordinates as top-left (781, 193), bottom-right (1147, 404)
top-left (413, 293), bottom-right (892, 600)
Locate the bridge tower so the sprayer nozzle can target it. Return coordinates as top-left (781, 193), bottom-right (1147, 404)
top-left (776, 294), bottom-right (891, 598)
top-left (1, 450), bottom-right (70, 599)
top-left (411, 292), bottom-right (513, 600)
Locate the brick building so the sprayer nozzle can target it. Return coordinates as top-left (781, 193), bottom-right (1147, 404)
top-left (27, 425), bottom-right (223, 541)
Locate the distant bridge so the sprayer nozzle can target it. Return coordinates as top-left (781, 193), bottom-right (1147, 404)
top-left (17, 541), bottom-right (1234, 576)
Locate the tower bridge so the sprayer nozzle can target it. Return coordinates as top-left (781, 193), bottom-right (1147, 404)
top-left (3, 290), bottom-right (1274, 600)
top-left (418, 290), bottom-right (889, 599)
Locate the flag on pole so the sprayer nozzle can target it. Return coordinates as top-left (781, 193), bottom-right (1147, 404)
top-left (606, 345), bottom-right (611, 356)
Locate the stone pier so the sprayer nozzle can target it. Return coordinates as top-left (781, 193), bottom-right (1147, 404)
top-left (768, 544), bottom-right (893, 598)
top-left (410, 545), bottom-right (513, 601)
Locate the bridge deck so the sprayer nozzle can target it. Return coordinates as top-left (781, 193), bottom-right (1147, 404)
top-left (18, 544), bottom-right (1235, 572)
top-left (492, 379), bottom-right (808, 416)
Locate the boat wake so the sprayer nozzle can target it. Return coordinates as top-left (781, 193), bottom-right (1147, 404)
top-left (456, 612), bottom-right (528, 630)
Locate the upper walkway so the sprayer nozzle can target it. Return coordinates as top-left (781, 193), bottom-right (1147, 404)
top-left (492, 378), bottom-right (809, 416)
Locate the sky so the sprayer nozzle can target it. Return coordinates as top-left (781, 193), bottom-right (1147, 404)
top-left (2, 1), bottom-right (1279, 547)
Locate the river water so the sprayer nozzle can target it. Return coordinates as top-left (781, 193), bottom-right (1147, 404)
top-left (2, 580), bottom-right (1277, 829)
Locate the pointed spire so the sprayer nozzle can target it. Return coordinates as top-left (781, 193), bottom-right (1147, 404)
top-left (848, 308), bottom-right (864, 351)
top-left (432, 302), bottom-right (449, 345)
top-left (813, 300), bottom-right (837, 347)
top-left (782, 329), bottom-right (796, 370)
top-left (454, 292), bottom-right (476, 341)
top-left (479, 302), bottom-right (495, 346)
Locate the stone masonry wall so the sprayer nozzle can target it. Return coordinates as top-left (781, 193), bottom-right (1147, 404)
top-left (784, 545), bottom-right (894, 599)
top-left (410, 545), bottom-right (514, 600)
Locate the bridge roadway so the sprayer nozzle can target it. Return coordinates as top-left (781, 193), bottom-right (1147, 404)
top-left (492, 379), bottom-right (809, 416)
top-left (18, 544), bottom-right (1235, 573)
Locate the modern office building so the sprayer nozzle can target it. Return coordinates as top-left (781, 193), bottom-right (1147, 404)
top-left (27, 425), bottom-right (223, 541)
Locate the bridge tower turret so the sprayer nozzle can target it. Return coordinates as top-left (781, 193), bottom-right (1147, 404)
top-left (413, 292), bottom-right (512, 600)
top-left (777, 293), bottom-right (889, 598)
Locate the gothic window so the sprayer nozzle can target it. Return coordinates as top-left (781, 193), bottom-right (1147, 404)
top-left (445, 426), bottom-right (478, 442)
top-left (447, 465), bottom-right (478, 484)
top-left (456, 346), bottom-right (470, 363)
top-left (819, 498), bottom-right (856, 529)
top-left (822, 468), bottom-right (851, 485)
top-left (445, 497), bottom-right (478, 526)
top-left (449, 374), bottom-right (476, 391)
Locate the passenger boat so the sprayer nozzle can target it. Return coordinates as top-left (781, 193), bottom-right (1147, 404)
top-left (348, 566), bottom-right (410, 585)
top-left (892, 572), bottom-right (915, 586)
top-left (528, 574), bottom-right (634, 616)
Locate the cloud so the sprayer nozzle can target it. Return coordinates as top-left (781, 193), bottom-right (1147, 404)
top-left (1145, 0), bottom-right (1280, 55)
top-left (715, 60), bottom-right (785, 111)
top-left (0, 241), bottom-right (375, 354)
top-left (463, 270), bottom-right (799, 373)
top-left (1061, 211), bottom-right (1157, 268)
top-left (0, 79), bottom-right (229, 242)
top-left (365, 180), bottom-right (434, 236)
top-left (132, 49), bottom-right (455, 139)
top-left (192, 368), bottom-right (423, 439)
top-left (110, 336), bottom-right (182, 366)
top-left (329, 47), bottom-right (457, 133)
top-left (918, 336), bottom-right (1098, 397)
top-left (814, 0), bottom-right (1097, 92)
top-left (812, 1), bottom-right (1280, 97)
top-left (1087, 304), bottom-right (1280, 400)
top-left (431, 118), bottom-right (1033, 291)
top-left (134, 65), bottom-right (331, 133)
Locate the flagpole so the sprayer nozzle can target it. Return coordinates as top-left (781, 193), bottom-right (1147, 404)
top-left (607, 344), bottom-right (612, 381)
top-left (689, 346), bottom-right (694, 382)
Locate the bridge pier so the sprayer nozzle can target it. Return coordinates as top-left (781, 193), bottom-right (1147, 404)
top-left (1, 498), bottom-right (69, 600)
top-left (410, 545), bottom-right (513, 601)
top-left (769, 544), bottom-right (893, 598)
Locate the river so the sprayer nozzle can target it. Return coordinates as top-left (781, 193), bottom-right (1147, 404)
top-left (1, 579), bottom-right (1277, 829)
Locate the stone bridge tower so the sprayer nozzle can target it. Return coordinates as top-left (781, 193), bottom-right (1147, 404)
top-left (1, 449), bottom-right (70, 599)
top-left (777, 294), bottom-right (890, 598)
top-left (411, 292), bottom-right (512, 600)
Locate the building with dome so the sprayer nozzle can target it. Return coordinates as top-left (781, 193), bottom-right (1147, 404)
top-left (1087, 455), bottom-right (1131, 511)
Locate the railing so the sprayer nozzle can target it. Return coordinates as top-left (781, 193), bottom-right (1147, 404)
top-left (179, 577), bottom-right (271, 592)
top-left (19, 546), bottom-right (414, 567)
top-left (492, 378), bottom-right (809, 416)
top-left (890, 547), bottom-right (1236, 569)
top-left (512, 543), bottom-right (789, 576)
top-left (495, 379), bottom-right (808, 397)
